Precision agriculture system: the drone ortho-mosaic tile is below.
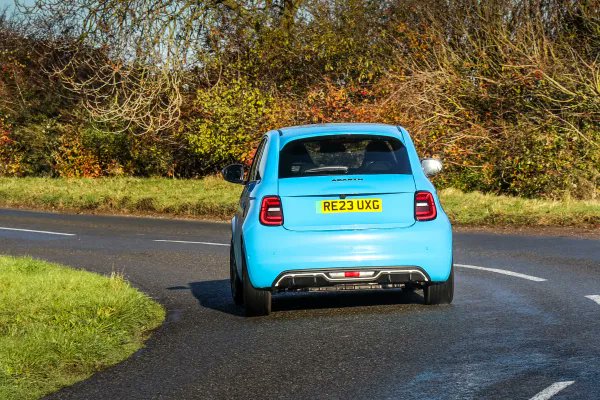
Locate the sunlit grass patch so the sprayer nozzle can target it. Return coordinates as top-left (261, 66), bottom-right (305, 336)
top-left (0, 256), bottom-right (165, 400)
top-left (0, 176), bottom-right (241, 219)
top-left (440, 188), bottom-right (600, 227)
top-left (0, 177), bottom-right (598, 227)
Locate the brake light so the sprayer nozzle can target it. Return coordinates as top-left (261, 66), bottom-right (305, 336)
top-left (260, 196), bottom-right (283, 226)
top-left (415, 191), bottom-right (437, 221)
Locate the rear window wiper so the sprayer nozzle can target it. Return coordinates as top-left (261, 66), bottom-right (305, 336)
top-left (304, 166), bottom-right (349, 175)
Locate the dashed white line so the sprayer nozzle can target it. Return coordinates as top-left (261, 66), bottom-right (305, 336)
top-left (529, 381), bottom-right (575, 400)
top-left (455, 263), bottom-right (547, 282)
top-left (153, 239), bottom-right (230, 247)
top-left (0, 226), bottom-right (75, 236)
top-left (585, 295), bottom-right (600, 305)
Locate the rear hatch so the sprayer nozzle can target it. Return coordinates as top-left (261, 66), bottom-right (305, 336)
top-left (278, 134), bottom-right (416, 231)
top-left (280, 175), bottom-right (416, 231)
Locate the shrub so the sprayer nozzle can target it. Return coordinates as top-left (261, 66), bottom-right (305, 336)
top-left (0, 117), bottom-right (22, 176)
top-left (184, 79), bottom-right (274, 173)
top-left (52, 124), bottom-right (103, 178)
top-left (0, 117), bottom-right (61, 176)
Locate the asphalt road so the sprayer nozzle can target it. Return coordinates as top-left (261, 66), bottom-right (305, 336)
top-left (1, 208), bottom-right (599, 400)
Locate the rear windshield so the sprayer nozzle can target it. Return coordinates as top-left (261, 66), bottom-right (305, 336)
top-left (279, 135), bottom-right (412, 178)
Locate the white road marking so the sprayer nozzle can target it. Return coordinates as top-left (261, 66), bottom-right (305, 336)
top-left (585, 295), bottom-right (600, 305)
top-left (0, 226), bottom-right (75, 236)
top-left (455, 263), bottom-right (547, 282)
top-left (153, 239), bottom-right (230, 247)
top-left (529, 381), bottom-right (575, 400)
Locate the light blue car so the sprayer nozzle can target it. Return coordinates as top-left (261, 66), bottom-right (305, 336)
top-left (223, 123), bottom-right (453, 316)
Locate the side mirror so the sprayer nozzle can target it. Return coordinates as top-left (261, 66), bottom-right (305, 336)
top-left (421, 158), bottom-right (443, 177)
top-left (222, 164), bottom-right (245, 184)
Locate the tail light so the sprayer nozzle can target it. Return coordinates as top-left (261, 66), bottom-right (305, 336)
top-left (260, 196), bottom-right (283, 226)
top-left (415, 191), bottom-right (437, 221)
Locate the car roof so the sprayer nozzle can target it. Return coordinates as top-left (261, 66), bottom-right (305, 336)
top-left (276, 123), bottom-right (404, 147)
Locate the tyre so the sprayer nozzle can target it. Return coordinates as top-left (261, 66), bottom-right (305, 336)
top-left (242, 249), bottom-right (271, 316)
top-left (423, 264), bottom-right (454, 305)
top-left (230, 240), bottom-right (243, 305)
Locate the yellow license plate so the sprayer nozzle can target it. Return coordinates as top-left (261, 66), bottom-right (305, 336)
top-left (318, 198), bottom-right (382, 214)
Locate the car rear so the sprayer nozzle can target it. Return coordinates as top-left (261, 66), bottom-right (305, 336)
top-left (242, 127), bottom-right (452, 292)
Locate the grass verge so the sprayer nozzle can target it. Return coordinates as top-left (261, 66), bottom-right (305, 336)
top-left (440, 188), bottom-right (600, 227)
top-left (0, 256), bottom-right (165, 400)
top-left (0, 177), bottom-right (598, 227)
top-left (0, 176), bottom-right (240, 219)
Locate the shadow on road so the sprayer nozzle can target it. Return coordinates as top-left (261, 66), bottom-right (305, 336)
top-left (185, 280), bottom-right (245, 316)
top-left (182, 279), bottom-right (424, 316)
top-left (273, 289), bottom-right (424, 312)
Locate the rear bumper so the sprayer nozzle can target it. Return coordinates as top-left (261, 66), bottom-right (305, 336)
top-left (273, 266), bottom-right (429, 291)
top-left (243, 218), bottom-right (452, 289)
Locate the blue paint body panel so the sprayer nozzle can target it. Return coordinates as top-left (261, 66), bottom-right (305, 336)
top-left (231, 123), bottom-right (452, 289)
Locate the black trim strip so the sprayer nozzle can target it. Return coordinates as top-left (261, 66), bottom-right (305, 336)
top-left (271, 266), bottom-right (431, 291)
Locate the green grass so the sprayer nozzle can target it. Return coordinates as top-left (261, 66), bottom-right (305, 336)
top-left (0, 256), bottom-right (165, 400)
top-left (0, 176), bottom-right (241, 219)
top-left (439, 188), bottom-right (600, 227)
top-left (0, 177), bottom-right (598, 227)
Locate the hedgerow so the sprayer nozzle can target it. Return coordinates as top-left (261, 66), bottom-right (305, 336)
top-left (0, 2), bottom-right (598, 199)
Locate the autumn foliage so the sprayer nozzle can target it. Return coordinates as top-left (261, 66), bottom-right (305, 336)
top-left (0, 1), bottom-right (598, 199)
